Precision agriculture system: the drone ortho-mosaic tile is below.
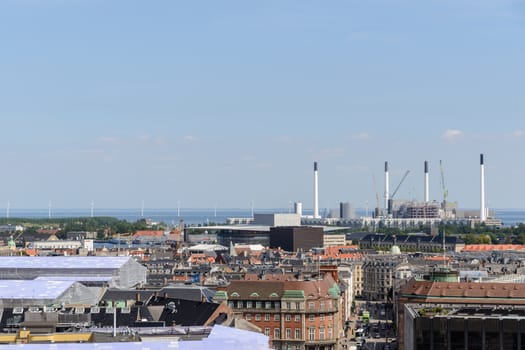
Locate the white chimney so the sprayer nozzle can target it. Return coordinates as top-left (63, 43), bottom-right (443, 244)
top-left (313, 162), bottom-right (320, 219)
top-left (424, 161), bottom-right (429, 203)
top-left (384, 161), bottom-right (389, 210)
top-left (480, 154), bottom-right (486, 222)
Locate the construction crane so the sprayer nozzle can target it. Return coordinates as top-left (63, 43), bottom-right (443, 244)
top-left (440, 160), bottom-right (448, 217)
top-left (388, 170), bottom-right (410, 215)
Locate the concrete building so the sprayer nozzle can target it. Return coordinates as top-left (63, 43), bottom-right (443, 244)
top-left (269, 226), bottom-right (324, 252)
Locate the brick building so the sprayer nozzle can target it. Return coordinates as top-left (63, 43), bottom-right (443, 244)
top-left (214, 274), bottom-right (342, 350)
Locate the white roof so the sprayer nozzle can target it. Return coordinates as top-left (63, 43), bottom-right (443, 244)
top-left (0, 256), bottom-right (132, 269)
top-left (0, 279), bottom-right (75, 299)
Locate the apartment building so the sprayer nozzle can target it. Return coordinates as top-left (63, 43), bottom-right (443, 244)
top-left (214, 274), bottom-right (342, 350)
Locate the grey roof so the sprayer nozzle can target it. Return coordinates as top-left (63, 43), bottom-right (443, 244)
top-left (34, 276), bottom-right (113, 282)
top-left (0, 280), bottom-right (75, 299)
top-left (0, 256), bottom-right (133, 269)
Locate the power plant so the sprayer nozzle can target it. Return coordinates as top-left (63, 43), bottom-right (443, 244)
top-left (301, 155), bottom-right (500, 228)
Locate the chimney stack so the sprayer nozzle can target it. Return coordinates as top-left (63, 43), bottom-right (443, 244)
top-left (384, 161), bottom-right (389, 210)
top-left (424, 161), bottom-right (429, 203)
top-left (480, 154), bottom-right (486, 222)
top-left (313, 162), bottom-right (320, 219)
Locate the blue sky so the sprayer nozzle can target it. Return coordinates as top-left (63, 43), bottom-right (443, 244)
top-left (1, 0), bottom-right (524, 211)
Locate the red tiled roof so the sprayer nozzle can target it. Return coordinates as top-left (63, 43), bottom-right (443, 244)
top-left (133, 230), bottom-right (164, 238)
top-left (462, 244), bottom-right (525, 252)
top-left (401, 279), bottom-right (525, 301)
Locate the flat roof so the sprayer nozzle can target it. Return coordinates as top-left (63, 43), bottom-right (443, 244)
top-left (0, 280), bottom-right (75, 299)
top-left (0, 256), bottom-right (132, 269)
top-left (191, 225), bottom-right (349, 232)
top-left (35, 276), bottom-right (113, 282)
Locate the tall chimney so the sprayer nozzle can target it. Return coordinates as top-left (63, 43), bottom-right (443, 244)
top-left (424, 161), bottom-right (429, 203)
top-left (384, 161), bottom-right (389, 210)
top-left (313, 162), bottom-right (319, 219)
top-left (480, 154), bottom-right (486, 222)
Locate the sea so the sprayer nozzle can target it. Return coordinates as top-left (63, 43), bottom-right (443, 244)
top-left (4, 208), bottom-right (525, 227)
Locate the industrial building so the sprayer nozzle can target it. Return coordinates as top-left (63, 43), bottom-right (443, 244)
top-left (0, 256), bottom-right (147, 289)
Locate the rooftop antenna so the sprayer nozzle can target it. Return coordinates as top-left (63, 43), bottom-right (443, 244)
top-left (48, 200), bottom-right (52, 219)
top-left (90, 200), bottom-right (94, 218)
top-left (141, 200), bottom-right (145, 218)
top-left (6, 201), bottom-right (10, 219)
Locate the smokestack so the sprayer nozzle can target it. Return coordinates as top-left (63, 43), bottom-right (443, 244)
top-left (294, 202), bottom-right (303, 216)
top-left (424, 161), bottom-right (429, 203)
top-left (480, 154), bottom-right (486, 222)
top-left (313, 162), bottom-right (319, 219)
top-left (384, 161), bottom-right (389, 210)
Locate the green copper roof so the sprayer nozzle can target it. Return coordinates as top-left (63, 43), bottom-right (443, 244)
top-left (282, 290), bottom-right (305, 299)
top-left (214, 291), bottom-right (228, 300)
top-left (328, 283), bottom-right (340, 298)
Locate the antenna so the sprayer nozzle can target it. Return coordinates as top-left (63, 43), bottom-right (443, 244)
top-left (90, 200), bottom-right (94, 218)
top-left (214, 202), bottom-right (217, 217)
top-left (6, 201), bottom-right (10, 219)
top-left (48, 200), bottom-right (52, 219)
top-left (141, 200), bottom-right (145, 218)
top-left (177, 201), bottom-right (181, 217)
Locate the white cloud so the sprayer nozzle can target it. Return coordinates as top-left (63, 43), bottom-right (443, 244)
top-left (183, 135), bottom-right (198, 142)
top-left (255, 162), bottom-right (272, 169)
top-left (98, 136), bottom-right (120, 144)
top-left (512, 130), bottom-right (525, 138)
top-left (320, 147), bottom-right (345, 158)
top-left (352, 132), bottom-right (370, 141)
top-left (242, 155), bottom-right (256, 161)
top-left (442, 129), bottom-right (464, 143)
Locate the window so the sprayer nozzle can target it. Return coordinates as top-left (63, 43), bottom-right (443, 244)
top-left (309, 327), bottom-right (315, 341)
top-left (265, 302), bottom-right (271, 309)
top-left (246, 301), bottom-right (252, 308)
top-left (286, 328), bottom-right (291, 339)
top-left (265, 328), bottom-right (270, 336)
top-left (295, 302), bottom-right (300, 310)
top-left (328, 327), bottom-right (333, 339)
top-left (328, 314), bottom-right (333, 321)
top-left (274, 314), bottom-right (280, 321)
top-left (256, 301), bottom-right (262, 309)
top-left (228, 301), bottom-right (234, 309)
top-left (320, 314), bottom-right (324, 321)
top-left (295, 314), bottom-right (300, 322)
top-left (320, 301), bottom-right (325, 310)
top-left (236, 301), bottom-right (243, 308)
top-left (285, 314), bottom-right (291, 322)
top-left (309, 314), bottom-right (314, 321)
top-left (286, 302), bottom-right (291, 309)
top-left (274, 328), bottom-right (281, 339)
top-left (246, 313), bottom-right (252, 321)
top-left (309, 302), bottom-right (315, 310)
top-left (265, 314), bottom-right (270, 321)
top-left (274, 302), bottom-right (280, 309)
top-left (295, 329), bottom-right (301, 339)
top-left (255, 314), bottom-right (261, 321)
top-left (320, 327), bottom-right (325, 340)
